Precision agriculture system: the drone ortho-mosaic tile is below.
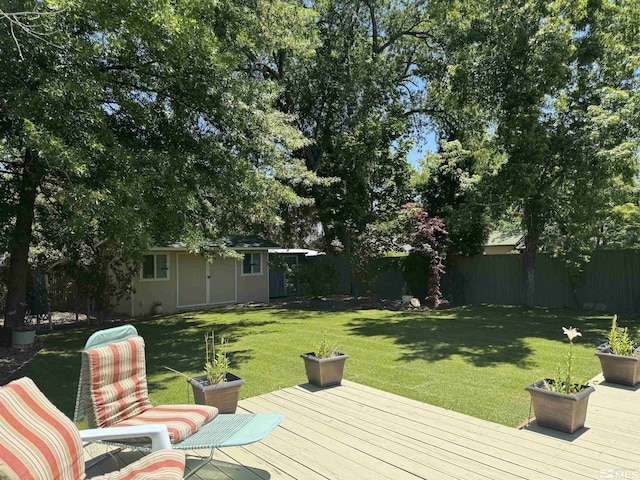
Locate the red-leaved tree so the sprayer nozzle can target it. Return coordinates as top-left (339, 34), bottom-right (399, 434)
top-left (398, 203), bottom-right (448, 308)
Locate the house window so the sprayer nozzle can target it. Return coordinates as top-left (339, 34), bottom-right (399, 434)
top-left (141, 254), bottom-right (169, 280)
top-left (242, 253), bottom-right (262, 275)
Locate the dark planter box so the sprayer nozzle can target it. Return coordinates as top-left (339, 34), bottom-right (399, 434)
top-left (595, 344), bottom-right (640, 387)
top-left (188, 373), bottom-right (245, 414)
top-left (300, 352), bottom-right (349, 388)
top-left (525, 379), bottom-right (595, 434)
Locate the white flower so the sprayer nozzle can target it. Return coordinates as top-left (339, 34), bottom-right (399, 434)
top-left (562, 326), bottom-right (582, 341)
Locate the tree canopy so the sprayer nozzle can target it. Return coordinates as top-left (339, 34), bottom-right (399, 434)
top-left (2, 0), bottom-right (639, 320)
top-left (1, 0), bottom-right (320, 325)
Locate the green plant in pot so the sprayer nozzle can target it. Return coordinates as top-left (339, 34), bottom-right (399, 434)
top-left (525, 327), bottom-right (595, 434)
top-left (300, 332), bottom-right (349, 388)
top-left (188, 331), bottom-right (245, 413)
top-left (595, 315), bottom-right (640, 386)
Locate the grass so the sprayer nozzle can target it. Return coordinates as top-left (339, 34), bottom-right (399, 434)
top-left (28, 304), bottom-right (639, 428)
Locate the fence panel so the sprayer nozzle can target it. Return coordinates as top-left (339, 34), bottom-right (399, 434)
top-left (301, 250), bottom-right (640, 313)
top-left (449, 250), bottom-right (640, 313)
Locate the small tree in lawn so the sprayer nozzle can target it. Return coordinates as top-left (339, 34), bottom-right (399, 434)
top-left (397, 203), bottom-right (448, 308)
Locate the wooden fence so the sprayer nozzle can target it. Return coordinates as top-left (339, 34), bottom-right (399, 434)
top-left (308, 250), bottom-right (640, 313)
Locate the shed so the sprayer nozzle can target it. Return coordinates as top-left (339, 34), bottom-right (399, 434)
top-left (113, 236), bottom-right (280, 316)
top-left (484, 232), bottom-right (525, 255)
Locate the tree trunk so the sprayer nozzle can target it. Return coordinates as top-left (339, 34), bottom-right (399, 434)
top-left (4, 148), bottom-right (45, 328)
top-left (522, 231), bottom-right (539, 308)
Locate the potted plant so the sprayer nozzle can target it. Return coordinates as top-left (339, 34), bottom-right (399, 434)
top-left (300, 332), bottom-right (349, 387)
top-left (187, 331), bottom-right (245, 413)
top-left (595, 315), bottom-right (640, 386)
top-left (11, 315), bottom-right (36, 350)
top-left (525, 326), bottom-right (595, 434)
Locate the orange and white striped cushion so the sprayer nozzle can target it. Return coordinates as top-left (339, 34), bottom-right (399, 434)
top-left (82, 337), bottom-right (153, 428)
top-left (0, 377), bottom-right (85, 480)
top-left (112, 404), bottom-right (218, 443)
top-left (89, 450), bottom-right (185, 480)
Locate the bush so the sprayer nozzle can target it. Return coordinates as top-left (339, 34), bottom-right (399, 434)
top-left (293, 261), bottom-right (338, 297)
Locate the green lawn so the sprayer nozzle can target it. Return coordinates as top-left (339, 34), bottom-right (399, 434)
top-left (29, 304), bottom-right (639, 427)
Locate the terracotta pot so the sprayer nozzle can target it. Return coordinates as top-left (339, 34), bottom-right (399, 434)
top-left (595, 344), bottom-right (640, 386)
top-left (525, 379), bottom-right (595, 434)
top-left (188, 373), bottom-right (245, 414)
top-left (300, 352), bottom-right (348, 388)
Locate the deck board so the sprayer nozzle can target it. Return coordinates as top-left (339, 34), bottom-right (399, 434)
top-left (85, 378), bottom-right (639, 479)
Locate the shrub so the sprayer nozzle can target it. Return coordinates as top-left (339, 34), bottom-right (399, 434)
top-left (293, 261), bottom-right (338, 297)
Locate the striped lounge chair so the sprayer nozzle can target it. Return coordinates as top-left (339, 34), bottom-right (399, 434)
top-left (0, 376), bottom-right (186, 480)
top-left (74, 325), bottom-right (283, 479)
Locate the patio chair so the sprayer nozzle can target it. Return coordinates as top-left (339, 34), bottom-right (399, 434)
top-left (74, 325), bottom-right (283, 479)
top-left (0, 376), bottom-right (186, 480)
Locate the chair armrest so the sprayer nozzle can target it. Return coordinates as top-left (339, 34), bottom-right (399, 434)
top-left (79, 424), bottom-right (172, 451)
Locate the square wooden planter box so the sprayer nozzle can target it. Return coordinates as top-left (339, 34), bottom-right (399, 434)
top-left (525, 379), bottom-right (595, 434)
top-left (300, 352), bottom-right (349, 388)
top-left (188, 373), bottom-right (245, 414)
top-left (595, 345), bottom-right (640, 386)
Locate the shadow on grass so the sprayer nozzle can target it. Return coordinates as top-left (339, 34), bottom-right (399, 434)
top-left (24, 304), bottom-right (639, 417)
top-left (28, 315), bottom-right (278, 416)
top-left (346, 305), bottom-right (625, 368)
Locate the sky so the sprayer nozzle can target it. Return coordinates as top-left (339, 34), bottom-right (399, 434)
top-left (407, 131), bottom-right (438, 170)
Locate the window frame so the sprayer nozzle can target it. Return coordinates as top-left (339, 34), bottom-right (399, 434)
top-left (241, 252), bottom-right (263, 276)
top-left (140, 253), bottom-right (170, 281)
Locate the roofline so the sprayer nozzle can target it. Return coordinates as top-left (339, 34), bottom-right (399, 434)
top-left (147, 246), bottom-right (270, 252)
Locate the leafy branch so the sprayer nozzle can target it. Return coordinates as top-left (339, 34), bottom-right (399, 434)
top-left (0, 8), bottom-right (64, 59)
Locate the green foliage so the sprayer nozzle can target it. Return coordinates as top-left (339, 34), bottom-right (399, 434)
top-left (315, 331), bottom-right (338, 359)
top-left (256, 0), bottom-right (421, 248)
top-left (430, 0), bottom-right (640, 306)
top-left (204, 331), bottom-right (230, 385)
top-left (414, 140), bottom-right (490, 257)
top-left (343, 219), bottom-right (398, 294)
top-left (0, 0), bottom-right (322, 325)
top-left (292, 261), bottom-right (338, 297)
top-left (607, 315), bottom-right (639, 357)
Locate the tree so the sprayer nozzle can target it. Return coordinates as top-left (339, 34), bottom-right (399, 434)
top-left (248, 0), bottom-right (445, 251)
top-left (444, 0), bottom-right (640, 306)
top-left (1, 0), bottom-right (318, 326)
top-left (413, 140), bottom-right (490, 257)
top-left (396, 203), bottom-right (448, 307)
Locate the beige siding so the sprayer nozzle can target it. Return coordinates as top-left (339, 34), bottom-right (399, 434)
top-left (237, 252), bottom-right (269, 303)
top-left (112, 249), bottom-right (269, 317)
top-left (114, 251), bottom-right (179, 317)
top-left (209, 257), bottom-right (236, 304)
top-left (177, 253), bottom-right (207, 308)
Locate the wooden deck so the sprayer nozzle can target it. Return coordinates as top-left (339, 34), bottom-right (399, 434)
top-left (86, 378), bottom-right (639, 479)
